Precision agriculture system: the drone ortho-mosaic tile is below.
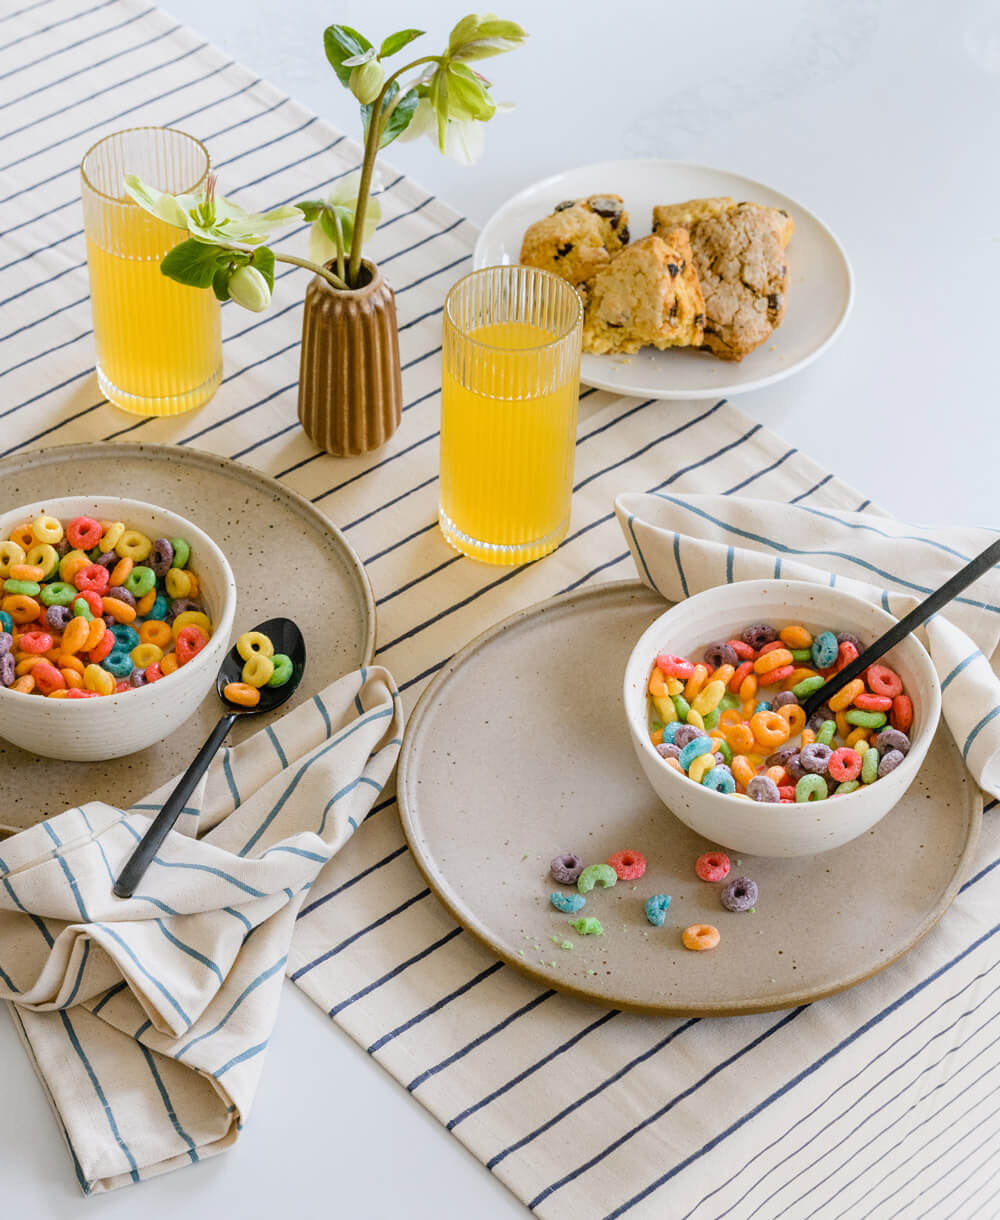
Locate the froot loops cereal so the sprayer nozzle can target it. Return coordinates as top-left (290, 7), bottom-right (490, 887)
top-left (222, 628), bottom-right (294, 709)
top-left (647, 622), bottom-right (913, 803)
top-left (682, 924), bottom-right (720, 952)
top-left (0, 513), bottom-right (213, 699)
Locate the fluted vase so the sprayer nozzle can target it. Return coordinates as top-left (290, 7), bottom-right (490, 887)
top-left (297, 259), bottom-right (403, 457)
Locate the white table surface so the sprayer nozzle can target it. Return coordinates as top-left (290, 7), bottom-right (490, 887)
top-left (4, 0), bottom-right (999, 1214)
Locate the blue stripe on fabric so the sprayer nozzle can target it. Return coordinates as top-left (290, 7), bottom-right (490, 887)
top-left (529, 1007), bottom-right (805, 1209)
top-left (96, 925), bottom-right (190, 1028)
top-left (90, 980), bottom-right (127, 1017)
top-left (57, 1010), bottom-right (139, 1183)
top-left (0, 0), bottom-right (64, 33)
top-left (381, 215), bottom-right (465, 265)
top-left (51, 848), bottom-right (90, 922)
top-left (63, 942), bottom-right (90, 1008)
top-left (0, 6), bottom-right (155, 91)
top-left (652, 423), bottom-right (762, 493)
top-left (724, 447), bottom-right (797, 494)
top-left (297, 844), bottom-right (409, 921)
top-left (775, 556), bottom-right (782, 579)
top-left (214, 1040), bottom-right (268, 1079)
top-left (557, 552), bottom-right (630, 594)
top-left (154, 919), bottom-right (223, 983)
top-left (355, 667), bottom-right (368, 714)
top-left (317, 776), bottom-right (383, 835)
top-left (882, 589), bottom-right (892, 613)
top-left (222, 749), bottom-right (241, 809)
top-left (789, 473), bottom-right (833, 504)
top-left (368, 961), bottom-right (505, 1055)
top-left (579, 398), bottom-right (655, 443)
top-left (146, 856), bottom-right (266, 898)
top-left (407, 988), bottom-right (556, 1092)
top-left (964, 706), bottom-right (1000, 762)
top-left (0, 959), bottom-right (18, 993)
top-left (42, 820), bottom-right (61, 845)
top-left (726, 545), bottom-right (735, 584)
top-left (264, 725), bottom-right (287, 768)
top-left (213, 114), bottom-right (317, 167)
top-left (176, 956), bottom-right (286, 1060)
top-left (290, 888), bottom-right (431, 982)
top-left (201, 93), bottom-right (286, 141)
top-left (626, 514), bottom-right (653, 586)
top-left (224, 906), bottom-right (254, 933)
top-left (239, 707), bottom-right (392, 855)
top-left (137, 1044), bottom-right (198, 1164)
top-left (448, 1009), bottom-right (620, 1130)
top-left (135, 1019), bottom-right (151, 1038)
top-left (796, 504), bottom-right (995, 568)
top-left (857, 498), bottom-right (872, 511)
top-left (942, 651), bottom-right (981, 692)
top-left (263, 845), bottom-right (328, 864)
top-left (132, 893), bottom-right (181, 916)
top-left (673, 533), bottom-right (690, 597)
top-left (313, 693), bottom-right (332, 738)
top-left (329, 927), bottom-right (463, 1018)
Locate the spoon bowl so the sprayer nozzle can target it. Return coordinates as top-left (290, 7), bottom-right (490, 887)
top-left (218, 616), bottom-right (307, 716)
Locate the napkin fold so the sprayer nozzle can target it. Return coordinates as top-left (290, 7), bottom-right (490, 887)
top-left (616, 492), bottom-right (1000, 797)
top-left (0, 665), bottom-right (402, 1194)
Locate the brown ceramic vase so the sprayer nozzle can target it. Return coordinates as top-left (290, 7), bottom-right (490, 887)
top-left (297, 259), bottom-right (403, 457)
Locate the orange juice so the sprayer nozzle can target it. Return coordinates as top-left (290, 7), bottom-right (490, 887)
top-left (439, 320), bottom-right (580, 564)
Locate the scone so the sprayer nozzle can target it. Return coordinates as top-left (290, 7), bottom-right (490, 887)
top-left (520, 194), bottom-right (630, 290)
top-left (652, 196), bottom-right (736, 233)
top-left (582, 231), bottom-right (706, 356)
top-left (655, 200), bottom-right (794, 361)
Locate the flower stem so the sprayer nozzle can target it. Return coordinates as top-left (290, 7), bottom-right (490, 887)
top-left (273, 251), bottom-right (348, 291)
top-left (332, 211), bottom-right (346, 284)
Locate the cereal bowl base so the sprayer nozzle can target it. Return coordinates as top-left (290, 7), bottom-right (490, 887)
top-left (624, 581), bottom-right (941, 857)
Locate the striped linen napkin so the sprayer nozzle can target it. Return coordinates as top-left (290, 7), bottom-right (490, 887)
top-left (0, 666), bottom-right (402, 1193)
top-left (616, 492), bottom-right (1000, 796)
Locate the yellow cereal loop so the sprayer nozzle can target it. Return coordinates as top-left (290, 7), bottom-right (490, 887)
top-left (242, 654), bottom-right (275, 688)
top-left (686, 707), bottom-right (705, 731)
top-left (32, 515), bottom-right (64, 545)
top-left (138, 620), bottom-right (172, 648)
top-left (0, 540), bottom-right (25, 578)
top-left (688, 753), bottom-right (715, 784)
top-left (115, 529), bottom-right (152, 561)
top-left (237, 630), bottom-right (274, 661)
top-left (652, 694), bottom-right (677, 724)
top-left (172, 610), bottom-right (211, 639)
top-left (83, 664), bottom-right (115, 696)
top-left (100, 521), bottom-right (126, 552)
top-left (59, 549), bottom-right (91, 583)
top-left (665, 677), bottom-right (684, 696)
top-left (164, 568), bottom-right (192, 598)
top-left (26, 543), bottom-right (59, 578)
top-left (161, 653), bottom-right (179, 675)
top-left (692, 679), bottom-right (726, 716)
top-left (131, 643), bottom-right (163, 668)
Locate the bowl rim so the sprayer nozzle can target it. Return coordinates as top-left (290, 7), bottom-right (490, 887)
top-left (624, 578), bottom-right (942, 814)
top-left (0, 495), bottom-right (237, 709)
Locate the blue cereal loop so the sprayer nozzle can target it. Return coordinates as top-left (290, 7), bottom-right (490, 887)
top-left (645, 894), bottom-right (671, 926)
top-left (110, 623), bottom-right (140, 652)
top-left (811, 630), bottom-right (838, 668)
top-left (702, 765), bottom-right (736, 794)
top-left (678, 736), bottom-right (713, 770)
top-left (103, 648), bottom-right (134, 678)
top-left (550, 891), bottom-right (586, 914)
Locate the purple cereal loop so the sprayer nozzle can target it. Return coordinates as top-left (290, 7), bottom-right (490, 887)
top-left (766, 745), bottom-right (799, 768)
top-left (656, 742), bottom-right (681, 759)
top-left (720, 875), bottom-right (758, 912)
top-left (0, 653), bottom-right (14, 686)
top-left (130, 668), bottom-right (148, 687)
top-left (104, 587), bottom-right (136, 608)
top-left (742, 623), bottom-right (778, 650)
top-left (703, 641), bottom-right (738, 669)
top-left (877, 749), bottom-right (905, 777)
top-left (772, 690), bottom-right (799, 709)
top-left (55, 537), bottom-right (71, 557)
top-left (874, 728), bottom-right (910, 757)
top-left (807, 705), bottom-right (835, 733)
top-left (94, 551), bottom-right (118, 569)
top-left (673, 724), bottom-right (703, 749)
top-left (800, 742), bottom-right (833, 774)
top-left (0, 631), bottom-right (11, 656)
top-left (150, 538), bottom-right (174, 577)
top-left (550, 852), bottom-right (584, 885)
top-left (102, 614), bottom-right (116, 629)
top-left (785, 752), bottom-right (807, 781)
top-left (747, 775), bottom-right (780, 802)
top-left (45, 605), bottom-right (72, 632)
top-left (837, 631), bottom-right (863, 650)
top-left (169, 597), bottom-right (202, 618)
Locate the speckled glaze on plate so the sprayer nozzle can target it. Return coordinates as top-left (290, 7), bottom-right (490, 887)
top-left (0, 443), bottom-right (375, 832)
top-left (398, 581), bottom-right (980, 1017)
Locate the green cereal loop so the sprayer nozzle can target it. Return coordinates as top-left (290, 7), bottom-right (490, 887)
top-left (72, 597), bottom-right (94, 621)
top-left (816, 719), bottom-right (836, 747)
top-left (124, 565), bottom-right (156, 597)
top-left (836, 780), bottom-right (861, 795)
top-left (790, 648), bottom-right (813, 663)
top-left (170, 537), bottom-right (190, 568)
top-left (702, 706), bottom-right (721, 732)
top-left (40, 581), bottom-right (76, 606)
top-left (3, 579), bottom-right (40, 596)
top-left (268, 653), bottom-right (294, 687)
top-left (795, 774), bottom-right (827, 802)
top-left (792, 674), bottom-right (825, 698)
top-left (719, 693), bottom-right (741, 712)
top-left (714, 738), bottom-right (733, 764)
top-left (846, 709), bottom-right (887, 729)
top-left (577, 863), bottom-right (617, 894)
top-left (672, 694), bottom-right (691, 722)
top-left (570, 917), bottom-right (603, 936)
top-left (861, 746), bottom-right (880, 784)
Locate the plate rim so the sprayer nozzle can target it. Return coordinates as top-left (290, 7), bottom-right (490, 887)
top-left (398, 579), bottom-right (982, 1017)
top-left (473, 157), bottom-right (856, 401)
top-left (0, 440), bottom-right (378, 666)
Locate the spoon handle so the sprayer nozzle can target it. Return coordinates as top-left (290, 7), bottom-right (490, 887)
top-left (113, 711), bottom-right (239, 899)
top-left (802, 536), bottom-right (1000, 720)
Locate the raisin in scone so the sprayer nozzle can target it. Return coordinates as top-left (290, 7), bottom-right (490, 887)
top-left (654, 200), bottom-right (793, 361)
top-left (520, 194), bottom-right (629, 290)
top-left (582, 231), bottom-right (705, 356)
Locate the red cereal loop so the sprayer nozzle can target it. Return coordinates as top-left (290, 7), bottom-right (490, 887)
top-left (778, 785), bottom-right (796, 802)
top-left (18, 630), bottom-right (53, 654)
top-left (695, 852), bottom-right (730, 882)
top-left (854, 692), bottom-right (892, 712)
top-left (867, 664), bottom-right (903, 698)
top-left (76, 589), bottom-right (103, 617)
top-left (32, 661), bottom-right (65, 695)
top-left (835, 641), bottom-right (859, 671)
top-left (175, 625), bottom-right (209, 664)
top-left (608, 850), bottom-right (647, 881)
top-left (828, 747), bottom-right (862, 783)
top-left (757, 640), bottom-right (785, 656)
top-left (145, 662), bottom-right (163, 683)
top-left (729, 660), bottom-right (754, 691)
top-left (655, 652), bottom-right (694, 679)
top-left (757, 663), bottom-right (794, 686)
top-left (891, 695), bottom-right (913, 732)
top-left (66, 689), bottom-right (100, 699)
top-left (73, 563), bottom-right (109, 595)
top-left (89, 630), bottom-right (115, 663)
top-left (66, 516), bottom-right (102, 550)
top-left (726, 639), bottom-right (756, 661)
top-left (115, 679), bottom-right (132, 693)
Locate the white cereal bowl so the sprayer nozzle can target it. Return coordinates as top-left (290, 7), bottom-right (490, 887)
top-left (623, 580), bottom-right (941, 857)
top-left (0, 497), bottom-right (237, 762)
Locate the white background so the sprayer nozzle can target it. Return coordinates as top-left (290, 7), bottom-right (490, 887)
top-left (4, 0), bottom-right (999, 1216)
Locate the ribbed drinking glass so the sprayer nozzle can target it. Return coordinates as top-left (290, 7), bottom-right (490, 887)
top-left (439, 265), bottom-right (583, 565)
top-left (81, 127), bottom-right (222, 416)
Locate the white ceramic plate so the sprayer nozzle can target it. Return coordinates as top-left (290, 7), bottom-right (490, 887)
top-left (474, 159), bottom-right (854, 400)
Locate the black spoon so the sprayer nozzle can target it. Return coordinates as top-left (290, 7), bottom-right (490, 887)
top-left (113, 617), bottom-right (306, 899)
top-left (801, 538), bottom-right (1000, 721)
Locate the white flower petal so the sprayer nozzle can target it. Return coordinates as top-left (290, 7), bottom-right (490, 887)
top-left (443, 118), bottom-right (486, 165)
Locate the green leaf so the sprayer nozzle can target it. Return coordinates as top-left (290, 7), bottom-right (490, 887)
top-left (379, 87), bottom-right (419, 147)
top-left (160, 239), bottom-right (225, 289)
top-left (250, 245), bottom-right (275, 293)
top-left (445, 63), bottom-right (495, 121)
top-left (212, 265), bottom-right (232, 302)
top-left (380, 28), bottom-right (424, 58)
top-left (429, 67), bottom-right (449, 152)
top-left (319, 208), bottom-right (340, 248)
top-left (323, 24), bottom-right (372, 87)
top-left (448, 15), bottom-right (528, 60)
top-left (294, 199), bottom-right (326, 222)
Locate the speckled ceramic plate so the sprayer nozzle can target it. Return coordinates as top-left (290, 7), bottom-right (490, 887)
top-left (398, 582), bottom-right (980, 1016)
top-left (0, 443), bottom-right (375, 832)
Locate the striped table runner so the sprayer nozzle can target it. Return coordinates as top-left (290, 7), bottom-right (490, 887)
top-left (3, 2), bottom-right (999, 1215)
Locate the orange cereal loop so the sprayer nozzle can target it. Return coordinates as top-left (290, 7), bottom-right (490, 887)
top-left (224, 681), bottom-right (260, 707)
top-left (85, 618), bottom-right (106, 650)
top-left (846, 726), bottom-right (869, 751)
top-left (8, 524), bottom-right (35, 550)
top-left (741, 698), bottom-right (757, 720)
top-left (103, 597), bottom-right (137, 624)
top-left (10, 563), bottom-right (44, 581)
top-left (684, 663), bottom-right (709, 700)
top-left (663, 755), bottom-right (683, 774)
top-left (185, 570), bottom-right (199, 598)
top-left (15, 656), bottom-right (41, 675)
top-left (48, 689), bottom-right (70, 699)
top-left (11, 674), bottom-right (35, 694)
top-left (139, 620), bottom-right (172, 648)
top-left (835, 710), bottom-right (851, 739)
top-left (61, 616), bottom-right (90, 654)
top-left (764, 765), bottom-right (786, 784)
top-left (109, 557), bottom-right (133, 587)
top-left (828, 678), bottom-right (865, 712)
top-left (751, 710), bottom-right (791, 749)
top-left (59, 551), bottom-right (91, 583)
top-left (801, 728), bottom-right (816, 747)
top-left (753, 647), bottom-right (793, 675)
top-left (784, 667), bottom-right (818, 690)
top-left (777, 703), bottom-right (806, 736)
top-left (649, 728), bottom-right (664, 746)
top-left (61, 668), bottom-right (84, 689)
top-left (160, 652), bottom-right (179, 676)
top-left (724, 722), bottom-right (756, 754)
top-left (718, 708), bottom-right (743, 730)
top-left (738, 672), bottom-right (758, 702)
top-left (731, 754), bottom-right (757, 788)
top-left (709, 663), bottom-right (735, 688)
top-left (57, 653), bottom-right (85, 674)
top-left (135, 590), bottom-right (157, 617)
top-left (779, 625), bottom-right (812, 649)
top-left (2, 594), bottom-right (41, 624)
top-left (648, 667), bottom-right (668, 697)
top-left (682, 924), bottom-right (720, 952)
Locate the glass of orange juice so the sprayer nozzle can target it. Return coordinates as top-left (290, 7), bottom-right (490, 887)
top-left (439, 266), bottom-right (583, 565)
top-left (81, 127), bottom-right (222, 416)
